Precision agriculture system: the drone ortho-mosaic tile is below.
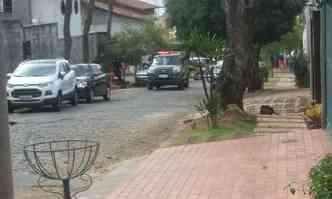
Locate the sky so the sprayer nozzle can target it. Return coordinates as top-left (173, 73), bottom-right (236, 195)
top-left (141, 0), bottom-right (165, 16)
top-left (141, 0), bottom-right (164, 7)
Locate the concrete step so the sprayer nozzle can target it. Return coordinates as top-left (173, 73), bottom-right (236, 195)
top-left (257, 117), bottom-right (304, 123)
top-left (257, 122), bottom-right (307, 129)
top-left (255, 127), bottom-right (306, 134)
top-left (257, 114), bottom-right (304, 120)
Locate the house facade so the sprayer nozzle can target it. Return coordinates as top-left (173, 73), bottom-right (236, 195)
top-left (82, 0), bottom-right (156, 34)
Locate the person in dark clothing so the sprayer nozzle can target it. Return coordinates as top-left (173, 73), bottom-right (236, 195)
top-left (112, 60), bottom-right (122, 81)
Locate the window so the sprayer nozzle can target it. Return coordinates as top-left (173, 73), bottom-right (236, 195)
top-left (13, 64), bottom-right (56, 77)
top-left (153, 55), bottom-right (182, 65)
top-left (23, 41), bottom-right (32, 60)
top-left (0, 0), bottom-right (12, 13)
top-left (71, 65), bottom-right (91, 76)
top-left (59, 63), bottom-right (66, 73)
top-left (92, 64), bottom-right (102, 75)
top-left (63, 62), bottom-right (71, 73)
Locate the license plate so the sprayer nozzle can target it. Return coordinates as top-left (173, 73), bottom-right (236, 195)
top-left (158, 74), bottom-right (168, 78)
top-left (19, 95), bottom-right (33, 101)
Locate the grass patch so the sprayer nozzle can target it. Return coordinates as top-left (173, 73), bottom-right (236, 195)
top-left (175, 119), bottom-right (257, 145)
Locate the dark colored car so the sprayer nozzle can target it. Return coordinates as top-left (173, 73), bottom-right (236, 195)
top-left (147, 52), bottom-right (190, 90)
top-left (71, 64), bottom-right (110, 103)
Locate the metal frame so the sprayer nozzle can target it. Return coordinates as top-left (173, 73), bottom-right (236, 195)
top-left (24, 140), bottom-right (99, 199)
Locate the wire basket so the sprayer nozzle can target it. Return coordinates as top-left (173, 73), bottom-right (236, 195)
top-left (24, 140), bottom-right (99, 199)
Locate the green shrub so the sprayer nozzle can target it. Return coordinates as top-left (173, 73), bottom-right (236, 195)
top-left (309, 154), bottom-right (332, 199)
top-left (304, 104), bottom-right (321, 129)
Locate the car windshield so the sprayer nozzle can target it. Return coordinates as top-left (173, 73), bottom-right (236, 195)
top-left (137, 64), bottom-right (150, 71)
top-left (13, 63), bottom-right (56, 77)
top-left (153, 55), bottom-right (182, 65)
top-left (72, 65), bottom-right (91, 76)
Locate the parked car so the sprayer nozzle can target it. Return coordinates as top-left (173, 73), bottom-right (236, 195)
top-left (147, 51), bottom-right (190, 90)
top-left (207, 60), bottom-right (224, 82)
top-left (135, 63), bottom-right (150, 86)
top-left (71, 64), bottom-right (110, 103)
top-left (7, 59), bottom-right (77, 112)
top-left (190, 57), bottom-right (212, 80)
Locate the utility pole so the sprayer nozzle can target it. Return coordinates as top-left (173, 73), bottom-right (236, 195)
top-left (0, 20), bottom-right (15, 199)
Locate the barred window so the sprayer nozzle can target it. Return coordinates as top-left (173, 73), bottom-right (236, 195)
top-left (0, 0), bottom-right (12, 13)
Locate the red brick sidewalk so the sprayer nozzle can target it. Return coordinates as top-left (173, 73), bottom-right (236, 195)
top-left (107, 130), bottom-right (331, 199)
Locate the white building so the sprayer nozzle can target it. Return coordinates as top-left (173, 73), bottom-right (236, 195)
top-left (85, 0), bottom-right (157, 34)
top-left (31, 0), bottom-right (83, 38)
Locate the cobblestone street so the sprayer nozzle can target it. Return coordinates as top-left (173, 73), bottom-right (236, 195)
top-left (10, 81), bottom-right (203, 187)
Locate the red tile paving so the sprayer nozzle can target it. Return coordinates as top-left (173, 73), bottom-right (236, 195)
top-left (107, 130), bottom-right (331, 199)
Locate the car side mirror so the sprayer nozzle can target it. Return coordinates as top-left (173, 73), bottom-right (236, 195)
top-left (58, 71), bottom-right (66, 79)
top-left (6, 73), bottom-right (12, 79)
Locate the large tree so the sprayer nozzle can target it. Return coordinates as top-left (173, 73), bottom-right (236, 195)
top-left (82, 0), bottom-right (96, 63)
top-left (248, 0), bottom-right (305, 91)
top-left (166, 0), bottom-right (305, 107)
top-left (106, 0), bottom-right (116, 40)
top-left (63, 0), bottom-right (73, 60)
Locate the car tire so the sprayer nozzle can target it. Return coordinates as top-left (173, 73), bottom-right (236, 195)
top-left (184, 80), bottom-right (189, 88)
top-left (70, 89), bottom-right (78, 106)
top-left (147, 84), bottom-right (154, 90)
top-left (52, 93), bottom-right (62, 112)
top-left (86, 88), bottom-right (94, 103)
top-left (8, 105), bottom-right (14, 113)
top-left (103, 88), bottom-right (110, 101)
top-left (178, 84), bottom-right (184, 90)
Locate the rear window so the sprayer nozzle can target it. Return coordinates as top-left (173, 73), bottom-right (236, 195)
top-left (91, 65), bottom-right (103, 75)
top-left (153, 55), bottom-right (182, 65)
top-left (71, 65), bottom-right (91, 76)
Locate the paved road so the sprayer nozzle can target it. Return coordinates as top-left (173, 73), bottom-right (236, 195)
top-left (10, 81), bottom-right (203, 186)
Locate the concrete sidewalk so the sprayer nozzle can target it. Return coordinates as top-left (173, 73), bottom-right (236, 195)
top-left (99, 130), bottom-right (331, 199)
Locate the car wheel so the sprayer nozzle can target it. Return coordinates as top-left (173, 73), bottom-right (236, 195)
top-left (178, 84), bottom-right (184, 90)
top-left (147, 84), bottom-right (154, 90)
top-left (86, 88), bottom-right (94, 103)
top-left (103, 87), bottom-right (110, 101)
top-left (71, 90), bottom-right (78, 106)
top-left (184, 80), bottom-right (189, 88)
top-left (52, 93), bottom-right (62, 112)
top-left (8, 105), bottom-right (14, 113)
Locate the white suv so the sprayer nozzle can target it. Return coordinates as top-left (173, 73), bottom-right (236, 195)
top-left (7, 59), bottom-right (77, 112)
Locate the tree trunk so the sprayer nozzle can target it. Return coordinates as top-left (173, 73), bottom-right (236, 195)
top-left (106, 0), bottom-right (115, 40)
top-left (247, 45), bottom-right (262, 92)
top-left (220, 0), bottom-right (256, 109)
top-left (0, 22), bottom-right (14, 199)
top-left (83, 0), bottom-right (96, 63)
top-left (64, 0), bottom-right (73, 60)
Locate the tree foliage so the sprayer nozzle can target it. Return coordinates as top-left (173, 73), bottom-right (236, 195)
top-left (166, 0), bottom-right (226, 40)
top-left (184, 32), bottom-right (224, 127)
top-left (166, 0), bottom-right (305, 46)
top-left (254, 0), bottom-right (305, 46)
top-left (99, 21), bottom-right (173, 66)
top-left (166, 0), bottom-right (305, 106)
